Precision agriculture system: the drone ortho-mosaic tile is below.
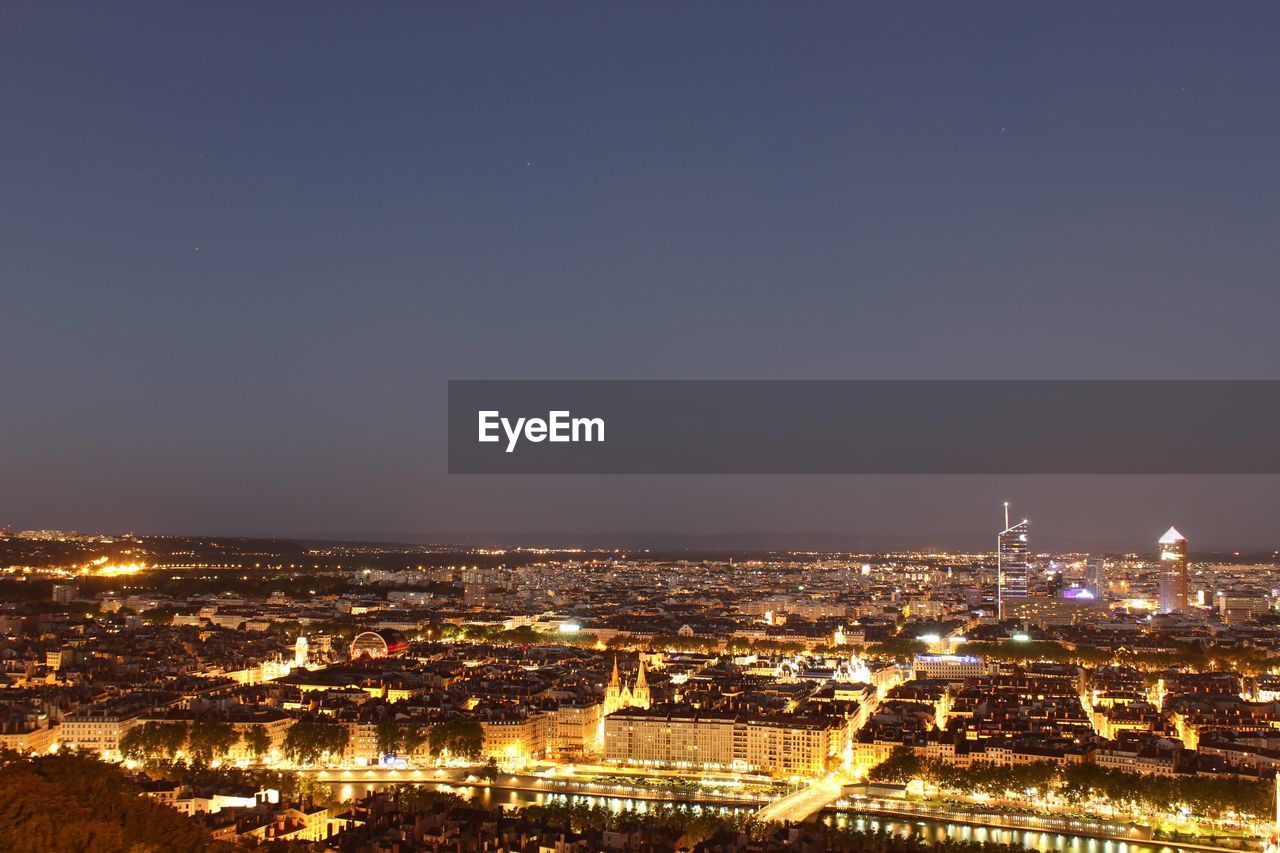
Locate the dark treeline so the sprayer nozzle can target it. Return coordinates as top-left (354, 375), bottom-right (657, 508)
top-left (0, 751), bottom-right (234, 852)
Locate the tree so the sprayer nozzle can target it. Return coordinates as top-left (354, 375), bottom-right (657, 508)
top-left (401, 724), bottom-right (428, 757)
top-left (117, 725), bottom-right (150, 762)
top-left (368, 720), bottom-right (427, 761)
top-left (236, 766), bottom-right (333, 806)
top-left (374, 720), bottom-right (401, 759)
top-left (385, 783), bottom-right (464, 814)
top-left (155, 721), bottom-right (190, 761)
top-left (428, 719), bottom-right (485, 761)
top-left (119, 721), bottom-right (189, 763)
top-left (140, 605), bottom-right (178, 626)
top-left (500, 626), bottom-right (541, 645)
top-left (648, 634), bottom-right (721, 653)
top-left (865, 638), bottom-right (929, 659)
top-left (867, 746), bottom-right (922, 784)
top-left (186, 720), bottom-right (239, 765)
top-left (0, 752), bottom-right (227, 851)
top-left (283, 719), bottom-right (349, 765)
top-left (243, 726), bottom-right (272, 762)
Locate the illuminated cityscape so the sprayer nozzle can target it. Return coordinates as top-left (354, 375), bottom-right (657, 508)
top-left (5, 2), bottom-right (1280, 851)
top-left (3, 514), bottom-right (1280, 850)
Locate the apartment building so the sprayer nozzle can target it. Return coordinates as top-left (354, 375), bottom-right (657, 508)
top-left (481, 710), bottom-right (556, 762)
top-left (603, 705), bottom-right (842, 776)
top-left (60, 707), bottom-right (144, 758)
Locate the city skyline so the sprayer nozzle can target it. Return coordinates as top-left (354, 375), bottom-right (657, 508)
top-left (1, 513), bottom-right (1263, 564)
top-left (4, 4), bottom-right (1279, 848)
top-left (4, 515), bottom-right (1279, 849)
top-left (0, 503), bottom-right (1266, 557)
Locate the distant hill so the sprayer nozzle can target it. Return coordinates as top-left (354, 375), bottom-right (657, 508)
top-left (303, 528), bottom-right (1246, 556)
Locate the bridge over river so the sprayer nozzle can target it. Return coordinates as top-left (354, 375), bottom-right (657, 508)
top-left (753, 778), bottom-right (844, 823)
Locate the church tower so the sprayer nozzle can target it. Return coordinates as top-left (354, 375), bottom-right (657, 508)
top-left (604, 656), bottom-right (622, 713)
top-left (632, 657), bottom-right (651, 709)
top-left (603, 655), bottom-right (649, 713)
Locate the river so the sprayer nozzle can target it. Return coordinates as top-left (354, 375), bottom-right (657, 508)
top-left (324, 777), bottom-right (1253, 853)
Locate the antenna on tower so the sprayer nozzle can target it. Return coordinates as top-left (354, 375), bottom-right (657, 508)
top-left (1003, 502), bottom-right (1010, 530)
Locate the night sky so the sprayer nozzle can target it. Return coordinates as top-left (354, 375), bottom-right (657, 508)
top-left (4, 3), bottom-right (1280, 550)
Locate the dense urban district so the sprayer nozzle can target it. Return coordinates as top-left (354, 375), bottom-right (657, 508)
top-left (3, 513), bottom-right (1280, 852)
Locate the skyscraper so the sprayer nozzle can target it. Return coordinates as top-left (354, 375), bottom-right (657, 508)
top-left (1086, 556), bottom-right (1107, 599)
top-left (1157, 526), bottom-right (1188, 613)
top-left (997, 502), bottom-right (1030, 619)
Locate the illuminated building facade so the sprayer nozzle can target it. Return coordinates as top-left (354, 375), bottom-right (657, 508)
top-left (60, 708), bottom-right (142, 759)
top-left (480, 711), bottom-right (555, 763)
top-left (51, 584), bottom-right (80, 604)
top-left (1157, 527), bottom-right (1188, 613)
top-left (349, 629), bottom-right (408, 660)
top-left (1086, 556), bottom-right (1107, 599)
top-left (1216, 591), bottom-right (1268, 624)
top-left (603, 707), bottom-right (841, 776)
top-left (553, 703), bottom-right (605, 759)
top-left (1003, 592), bottom-right (1106, 626)
top-left (997, 503), bottom-right (1030, 619)
top-left (603, 656), bottom-right (651, 713)
top-left (913, 653), bottom-right (988, 682)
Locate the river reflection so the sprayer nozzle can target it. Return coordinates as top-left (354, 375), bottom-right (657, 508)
top-left (822, 813), bottom-right (1198, 853)
top-left (331, 780), bottom-right (754, 817)
top-left (327, 781), bottom-right (1235, 853)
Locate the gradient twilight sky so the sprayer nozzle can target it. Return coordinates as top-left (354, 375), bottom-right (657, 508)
top-left (3, 3), bottom-right (1280, 550)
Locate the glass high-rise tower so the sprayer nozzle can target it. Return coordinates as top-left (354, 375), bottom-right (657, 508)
top-left (1085, 556), bottom-right (1107, 599)
top-left (997, 503), bottom-right (1030, 619)
top-left (1157, 526), bottom-right (1188, 613)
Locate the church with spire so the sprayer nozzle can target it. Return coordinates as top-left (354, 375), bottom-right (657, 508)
top-left (604, 655), bottom-right (651, 714)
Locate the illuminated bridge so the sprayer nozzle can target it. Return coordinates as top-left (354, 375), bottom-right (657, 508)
top-left (753, 778), bottom-right (844, 824)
